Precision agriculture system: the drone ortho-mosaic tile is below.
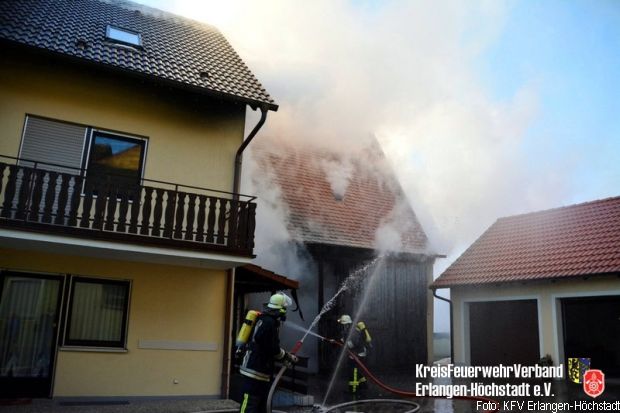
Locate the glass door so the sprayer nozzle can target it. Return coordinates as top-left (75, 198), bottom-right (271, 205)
top-left (0, 272), bottom-right (64, 398)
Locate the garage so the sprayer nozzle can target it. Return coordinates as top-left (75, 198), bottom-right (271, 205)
top-left (562, 295), bottom-right (620, 378)
top-left (469, 300), bottom-right (540, 366)
top-left (433, 197), bottom-right (620, 367)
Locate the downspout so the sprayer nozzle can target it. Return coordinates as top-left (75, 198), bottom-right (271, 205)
top-left (233, 105), bottom-right (269, 196)
top-left (221, 105), bottom-right (269, 398)
top-left (432, 288), bottom-right (454, 364)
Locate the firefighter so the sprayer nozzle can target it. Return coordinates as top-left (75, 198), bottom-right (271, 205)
top-left (337, 314), bottom-right (372, 394)
top-left (238, 292), bottom-right (297, 413)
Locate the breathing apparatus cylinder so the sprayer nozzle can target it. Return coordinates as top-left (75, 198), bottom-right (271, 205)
top-left (236, 310), bottom-right (261, 347)
top-left (356, 321), bottom-right (372, 345)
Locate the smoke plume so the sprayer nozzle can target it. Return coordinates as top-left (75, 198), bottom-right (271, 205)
top-left (139, 0), bottom-right (580, 331)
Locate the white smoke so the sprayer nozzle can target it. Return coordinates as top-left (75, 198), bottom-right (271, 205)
top-left (319, 157), bottom-right (353, 201)
top-left (241, 147), bottom-right (314, 280)
top-left (136, 0), bottom-right (580, 332)
top-left (201, 1), bottom-right (552, 257)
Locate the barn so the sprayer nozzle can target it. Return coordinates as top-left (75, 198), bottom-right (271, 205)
top-left (251, 139), bottom-right (438, 373)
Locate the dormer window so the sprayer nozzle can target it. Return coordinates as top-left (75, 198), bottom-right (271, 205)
top-left (106, 25), bottom-right (142, 47)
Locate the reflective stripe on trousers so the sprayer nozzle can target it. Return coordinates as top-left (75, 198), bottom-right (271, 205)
top-left (240, 393), bottom-right (249, 412)
top-left (348, 367), bottom-right (367, 393)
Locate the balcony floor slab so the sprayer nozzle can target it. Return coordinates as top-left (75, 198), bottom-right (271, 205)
top-left (0, 228), bottom-right (252, 269)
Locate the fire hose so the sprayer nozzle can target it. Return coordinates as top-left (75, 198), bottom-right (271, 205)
top-left (266, 339), bottom-right (303, 412)
top-left (265, 338), bottom-right (500, 413)
top-left (340, 343), bottom-right (500, 413)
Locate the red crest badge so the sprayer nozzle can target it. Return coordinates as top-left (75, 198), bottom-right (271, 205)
top-left (583, 369), bottom-right (605, 398)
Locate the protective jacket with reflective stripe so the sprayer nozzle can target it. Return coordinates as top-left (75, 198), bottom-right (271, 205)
top-left (343, 324), bottom-right (368, 358)
top-left (240, 312), bottom-right (285, 382)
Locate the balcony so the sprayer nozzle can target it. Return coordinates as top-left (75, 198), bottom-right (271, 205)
top-left (0, 155), bottom-right (256, 257)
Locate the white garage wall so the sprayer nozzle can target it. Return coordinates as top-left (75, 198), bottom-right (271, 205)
top-left (449, 275), bottom-right (620, 367)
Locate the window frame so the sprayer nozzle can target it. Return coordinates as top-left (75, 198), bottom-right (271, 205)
top-left (105, 25), bottom-right (143, 48)
top-left (63, 276), bottom-right (131, 349)
top-left (17, 115), bottom-right (149, 184)
top-left (82, 129), bottom-right (148, 194)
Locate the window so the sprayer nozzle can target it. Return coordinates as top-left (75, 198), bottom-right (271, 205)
top-left (85, 131), bottom-right (147, 191)
top-left (64, 277), bottom-right (130, 348)
top-left (106, 25), bottom-right (142, 47)
top-left (19, 116), bottom-right (148, 183)
top-left (18, 116), bottom-right (87, 174)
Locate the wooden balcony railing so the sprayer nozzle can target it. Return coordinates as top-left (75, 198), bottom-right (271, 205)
top-left (0, 155), bottom-right (256, 256)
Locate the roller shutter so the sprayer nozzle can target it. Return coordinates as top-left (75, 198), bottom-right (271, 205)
top-left (19, 116), bottom-right (87, 173)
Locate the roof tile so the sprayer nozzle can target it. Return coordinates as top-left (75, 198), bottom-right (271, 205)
top-left (0, 0), bottom-right (276, 109)
top-left (432, 196), bottom-right (620, 287)
top-left (253, 140), bottom-right (429, 254)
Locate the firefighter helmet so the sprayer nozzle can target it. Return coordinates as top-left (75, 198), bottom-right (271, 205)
top-left (337, 314), bottom-right (353, 324)
top-left (267, 292), bottom-right (292, 311)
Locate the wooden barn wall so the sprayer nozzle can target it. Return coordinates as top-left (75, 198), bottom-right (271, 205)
top-left (311, 245), bottom-right (430, 373)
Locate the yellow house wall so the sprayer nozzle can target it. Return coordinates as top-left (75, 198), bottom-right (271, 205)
top-left (449, 276), bottom-right (620, 366)
top-left (0, 248), bottom-right (227, 397)
top-left (0, 48), bottom-right (246, 193)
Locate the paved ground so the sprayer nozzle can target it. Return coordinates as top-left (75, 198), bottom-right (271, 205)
top-left (2, 374), bottom-right (618, 413)
top-left (0, 398), bottom-right (239, 413)
top-left (280, 371), bottom-right (620, 413)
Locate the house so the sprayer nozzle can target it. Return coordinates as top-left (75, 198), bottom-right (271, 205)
top-left (432, 196), bottom-right (620, 378)
top-left (250, 139), bottom-right (438, 373)
top-left (0, 0), bottom-right (279, 400)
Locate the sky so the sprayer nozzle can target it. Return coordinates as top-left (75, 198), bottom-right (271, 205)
top-left (138, 0), bottom-right (620, 331)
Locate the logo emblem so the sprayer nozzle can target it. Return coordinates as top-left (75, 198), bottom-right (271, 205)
top-left (568, 358), bottom-right (590, 383)
top-left (583, 369), bottom-right (605, 398)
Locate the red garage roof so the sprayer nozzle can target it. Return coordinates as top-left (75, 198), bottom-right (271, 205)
top-left (432, 196), bottom-right (620, 288)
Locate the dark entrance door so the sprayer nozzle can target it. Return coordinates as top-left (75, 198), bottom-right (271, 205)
top-left (562, 296), bottom-right (620, 378)
top-left (0, 272), bottom-right (64, 397)
top-left (469, 300), bottom-right (540, 366)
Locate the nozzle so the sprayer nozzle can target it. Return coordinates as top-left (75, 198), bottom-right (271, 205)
top-left (312, 404), bottom-right (326, 412)
top-left (322, 337), bottom-right (343, 346)
top-left (290, 340), bottom-right (303, 354)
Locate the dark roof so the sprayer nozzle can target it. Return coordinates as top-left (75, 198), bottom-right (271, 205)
top-left (0, 0), bottom-right (277, 110)
top-left (236, 264), bottom-right (299, 294)
top-left (253, 139), bottom-right (429, 254)
top-left (432, 196), bottom-right (620, 288)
